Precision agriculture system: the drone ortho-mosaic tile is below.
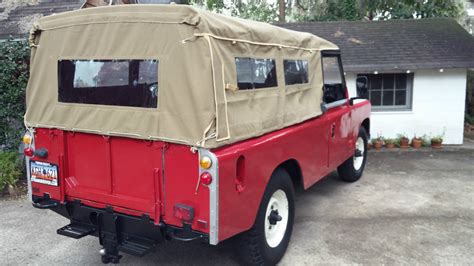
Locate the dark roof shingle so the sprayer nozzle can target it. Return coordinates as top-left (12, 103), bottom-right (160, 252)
top-left (277, 18), bottom-right (474, 72)
top-left (0, 0), bottom-right (82, 40)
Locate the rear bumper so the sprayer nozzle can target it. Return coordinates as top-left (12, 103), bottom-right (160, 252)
top-left (32, 195), bottom-right (208, 260)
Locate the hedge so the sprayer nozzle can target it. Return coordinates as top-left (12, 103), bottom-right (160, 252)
top-left (0, 38), bottom-right (29, 151)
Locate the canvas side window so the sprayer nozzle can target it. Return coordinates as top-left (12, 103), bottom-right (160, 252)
top-left (235, 57), bottom-right (277, 90)
top-left (322, 56), bottom-right (345, 103)
top-left (283, 59), bottom-right (309, 85)
top-left (58, 59), bottom-right (159, 108)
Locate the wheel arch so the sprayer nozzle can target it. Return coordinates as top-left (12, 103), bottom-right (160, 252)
top-left (361, 118), bottom-right (370, 138)
top-left (276, 159), bottom-right (303, 192)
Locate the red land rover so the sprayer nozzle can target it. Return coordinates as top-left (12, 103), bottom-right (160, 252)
top-left (23, 5), bottom-right (371, 265)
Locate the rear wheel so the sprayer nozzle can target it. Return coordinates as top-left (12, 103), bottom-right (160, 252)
top-left (337, 127), bottom-right (368, 182)
top-left (237, 168), bottom-right (295, 265)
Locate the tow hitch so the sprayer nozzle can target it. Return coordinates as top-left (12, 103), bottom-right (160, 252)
top-left (56, 206), bottom-right (158, 264)
top-left (97, 207), bottom-right (123, 264)
top-left (35, 197), bottom-right (209, 264)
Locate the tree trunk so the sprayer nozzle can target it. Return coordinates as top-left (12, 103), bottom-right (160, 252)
top-left (279, 0), bottom-right (286, 22)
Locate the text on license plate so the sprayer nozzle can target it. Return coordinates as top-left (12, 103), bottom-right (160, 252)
top-left (30, 161), bottom-right (59, 186)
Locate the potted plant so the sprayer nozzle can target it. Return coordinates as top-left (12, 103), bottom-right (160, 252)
top-left (384, 138), bottom-right (396, 149)
top-left (411, 135), bottom-right (423, 149)
top-left (397, 133), bottom-right (410, 148)
top-left (421, 134), bottom-right (431, 147)
top-left (431, 129), bottom-right (446, 149)
top-left (372, 135), bottom-right (383, 150)
top-left (431, 135), bottom-right (443, 149)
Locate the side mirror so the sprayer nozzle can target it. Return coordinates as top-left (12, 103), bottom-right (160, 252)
top-left (356, 76), bottom-right (368, 98)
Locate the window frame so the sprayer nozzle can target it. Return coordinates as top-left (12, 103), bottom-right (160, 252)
top-left (57, 58), bottom-right (160, 109)
top-left (358, 72), bottom-right (414, 112)
top-left (234, 56), bottom-right (279, 91)
top-left (283, 59), bottom-right (310, 86)
top-left (321, 51), bottom-right (347, 109)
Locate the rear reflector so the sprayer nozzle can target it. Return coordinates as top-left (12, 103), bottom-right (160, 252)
top-left (173, 204), bottom-right (194, 222)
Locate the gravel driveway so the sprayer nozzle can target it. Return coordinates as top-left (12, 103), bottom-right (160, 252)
top-left (1, 149), bottom-right (473, 265)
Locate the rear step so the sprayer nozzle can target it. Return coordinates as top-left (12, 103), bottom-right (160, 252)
top-left (119, 237), bottom-right (155, 257)
top-left (57, 223), bottom-right (96, 239)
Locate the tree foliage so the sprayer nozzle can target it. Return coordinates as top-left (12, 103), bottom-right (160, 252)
top-left (231, 0), bottom-right (278, 22)
top-left (375, 0), bottom-right (465, 20)
top-left (190, 0), bottom-right (278, 22)
top-left (0, 39), bottom-right (29, 151)
top-left (192, 0), bottom-right (466, 23)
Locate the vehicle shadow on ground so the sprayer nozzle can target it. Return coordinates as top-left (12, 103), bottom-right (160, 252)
top-left (119, 173), bottom-right (345, 265)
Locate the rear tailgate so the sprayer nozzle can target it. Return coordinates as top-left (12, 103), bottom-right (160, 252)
top-left (31, 128), bottom-right (164, 221)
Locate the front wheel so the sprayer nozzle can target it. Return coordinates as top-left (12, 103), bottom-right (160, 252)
top-left (237, 168), bottom-right (295, 265)
top-left (337, 127), bottom-right (368, 182)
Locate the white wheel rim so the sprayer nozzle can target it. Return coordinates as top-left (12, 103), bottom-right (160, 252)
top-left (353, 137), bottom-right (365, 171)
top-left (264, 189), bottom-right (289, 248)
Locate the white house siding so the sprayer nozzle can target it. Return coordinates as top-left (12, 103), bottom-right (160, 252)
top-left (345, 69), bottom-right (467, 144)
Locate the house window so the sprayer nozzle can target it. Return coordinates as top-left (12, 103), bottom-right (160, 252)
top-left (235, 57), bottom-right (277, 90)
top-left (358, 73), bottom-right (413, 111)
top-left (283, 59), bottom-right (308, 85)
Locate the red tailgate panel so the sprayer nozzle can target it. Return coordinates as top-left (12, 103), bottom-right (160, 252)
top-left (65, 133), bottom-right (109, 192)
top-left (161, 144), bottom-right (209, 233)
top-left (49, 130), bottom-right (164, 221)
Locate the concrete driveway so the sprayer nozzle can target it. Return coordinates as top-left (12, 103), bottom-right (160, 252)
top-left (1, 149), bottom-right (473, 265)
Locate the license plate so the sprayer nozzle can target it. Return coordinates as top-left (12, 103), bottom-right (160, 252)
top-left (30, 161), bottom-right (59, 186)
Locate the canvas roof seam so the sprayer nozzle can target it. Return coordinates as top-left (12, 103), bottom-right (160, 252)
top-left (220, 63), bottom-right (231, 142)
top-left (203, 34), bottom-right (220, 147)
top-left (194, 33), bottom-right (339, 52)
top-left (28, 122), bottom-right (192, 145)
top-left (35, 20), bottom-right (182, 31)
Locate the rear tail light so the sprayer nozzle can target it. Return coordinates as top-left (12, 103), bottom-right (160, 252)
top-left (196, 150), bottom-right (217, 194)
top-left (200, 172), bottom-right (212, 186)
top-left (173, 204), bottom-right (194, 222)
top-left (24, 147), bottom-right (34, 157)
top-left (22, 132), bottom-right (34, 157)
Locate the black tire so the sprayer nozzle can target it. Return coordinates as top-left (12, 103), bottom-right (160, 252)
top-left (236, 168), bottom-right (295, 266)
top-left (337, 127), bottom-right (368, 182)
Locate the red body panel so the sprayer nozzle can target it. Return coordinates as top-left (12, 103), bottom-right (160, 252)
top-left (31, 130), bottom-right (209, 232)
top-left (214, 101), bottom-right (371, 241)
top-left (30, 100), bottom-right (370, 242)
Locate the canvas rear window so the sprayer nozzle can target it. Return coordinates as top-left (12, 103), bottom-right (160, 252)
top-left (235, 57), bottom-right (277, 90)
top-left (58, 59), bottom-right (159, 108)
top-left (283, 59), bottom-right (309, 85)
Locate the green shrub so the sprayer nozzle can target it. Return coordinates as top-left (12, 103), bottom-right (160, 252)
top-left (0, 151), bottom-right (21, 192)
top-left (466, 113), bottom-right (474, 125)
top-left (0, 38), bottom-right (30, 151)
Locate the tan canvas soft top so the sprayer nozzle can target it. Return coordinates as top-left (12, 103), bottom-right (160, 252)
top-left (25, 5), bottom-right (339, 148)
